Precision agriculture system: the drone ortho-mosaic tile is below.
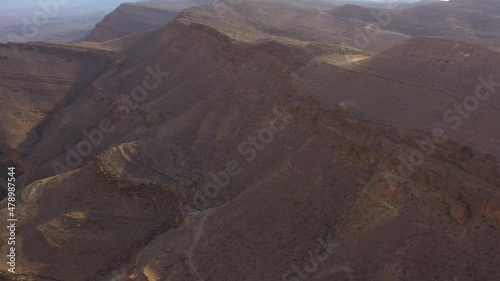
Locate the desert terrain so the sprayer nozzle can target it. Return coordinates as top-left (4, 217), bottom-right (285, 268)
top-left (0, 0), bottom-right (499, 280)
top-left (0, 0), bottom-right (143, 43)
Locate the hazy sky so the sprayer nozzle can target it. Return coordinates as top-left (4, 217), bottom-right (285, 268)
top-left (0, 0), bottom-right (140, 17)
top-left (0, 0), bottom-right (142, 43)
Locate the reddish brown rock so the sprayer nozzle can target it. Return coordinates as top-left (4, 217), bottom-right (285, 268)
top-left (448, 199), bottom-right (469, 224)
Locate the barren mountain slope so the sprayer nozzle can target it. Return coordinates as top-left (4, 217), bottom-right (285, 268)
top-left (393, 0), bottom-right (500, 39)
top-left (84, 0), bottom-right (213, 43)
top-left (122, 26), bottom-right (500, 281)
top-left (328, 4), bottom-right (384, 23)
top-left (328, 0), bottom-right (500, 49)
top-left (84, 0), bottom-right (346, 44)
top-left (295, 37), bottom-right (500, 156)
top-left (178, 0), bottom-right (408, 52)
top-left (0, 0), bottom-right (136, 43)
top-left (0, 3), bottom-right (499, 281)
top-left (0, 20), bottom-right (320, 280)
top-left (0, 43), bottom-right (114, 198)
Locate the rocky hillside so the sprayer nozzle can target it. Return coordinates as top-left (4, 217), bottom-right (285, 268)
top-left (0, 42), bottom-right (115, 199)
top-left (327, 4), bottom-right (384, 23)
top-left (328, 0), bottom-right (500, 49)
top-left (84, 0), bottom-right (213, 42)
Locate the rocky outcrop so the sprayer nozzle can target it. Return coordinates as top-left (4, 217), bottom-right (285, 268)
top-left (84, 3), bottom-right (180, 42)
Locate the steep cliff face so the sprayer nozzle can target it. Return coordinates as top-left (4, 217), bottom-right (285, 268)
top-left (392, 0), bottom-right (500, 38)
top-left (327, 0), bottom-right (500, 50)
top-left (84, 0), bottom-right (214, 43)
top-left (84, 3), bottom-right (180, 42)
top-left (0, 42), bottom-right (115, 199)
